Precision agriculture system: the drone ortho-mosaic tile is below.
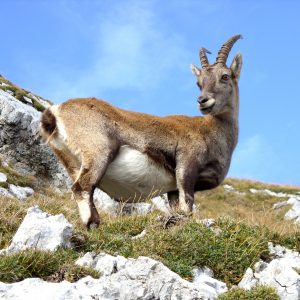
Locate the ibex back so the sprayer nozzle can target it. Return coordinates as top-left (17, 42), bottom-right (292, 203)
top-left (40, 35), bottom-right (243, 228)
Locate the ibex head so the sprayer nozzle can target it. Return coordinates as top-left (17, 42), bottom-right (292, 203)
top-left (191, 35), bottom-right (243, 116)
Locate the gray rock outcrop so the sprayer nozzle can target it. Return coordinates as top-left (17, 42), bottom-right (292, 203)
top-left (0, 89), bottom-right (69, 188)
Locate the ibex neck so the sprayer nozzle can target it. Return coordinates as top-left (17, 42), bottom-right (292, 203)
top-left (215, 94), bottom-right (239, 133)
top-left (205, 106), bottom-right (239, 150)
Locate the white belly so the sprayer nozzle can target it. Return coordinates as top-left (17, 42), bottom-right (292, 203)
top-left (99, 145), bottom-right (177, 202)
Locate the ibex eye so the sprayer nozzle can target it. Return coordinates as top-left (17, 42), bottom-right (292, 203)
top-left (221, 74), bottom-right (230, 81)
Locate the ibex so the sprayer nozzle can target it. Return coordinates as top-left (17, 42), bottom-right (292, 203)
top-left (40, 35), bottom-right (243, 228)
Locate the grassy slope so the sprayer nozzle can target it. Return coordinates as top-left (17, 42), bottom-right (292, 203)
top-left (0, 75), bottom-right (52, 111)
top-left (0, 169), bottom-right (299, 299)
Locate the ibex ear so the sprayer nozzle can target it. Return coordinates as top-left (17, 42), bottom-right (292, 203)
top-left (230, 53), bottom-right (243, 80)
top-left (190, 64), bottom-right (201, 77)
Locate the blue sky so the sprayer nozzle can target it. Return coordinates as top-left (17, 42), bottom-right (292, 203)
top-left (1, 0), bottom-right (299, 186)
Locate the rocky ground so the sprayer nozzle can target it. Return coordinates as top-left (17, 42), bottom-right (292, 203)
top-left (0, 75), bottom-right (70, 189)
top-left (0, 78), bottom-right (300, 299)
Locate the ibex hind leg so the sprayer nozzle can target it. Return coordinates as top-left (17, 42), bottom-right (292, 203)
top-left (72, 146), bottom-right (118, 229)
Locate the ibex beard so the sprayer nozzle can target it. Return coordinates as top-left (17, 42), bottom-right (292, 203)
top-left (39, 35), bottom-right (243, 229)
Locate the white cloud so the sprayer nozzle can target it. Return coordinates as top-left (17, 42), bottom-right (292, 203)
top-left (37, 1), bottom-right (189, 102)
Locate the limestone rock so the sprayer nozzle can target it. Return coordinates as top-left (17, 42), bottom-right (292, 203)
top-left (0, 254), bottom-right (215, 300)
top-left (75, 252), bottom-right (228, 299)
top-left (23, 96), bottom-right (33, 105)
top-left (94, 188), bottom-right (152, 216)
top-left (238, 267), bottom-right (258, 290)
top-left (223, 184), bottom-right (235, 191)
top-left (8, 184), bottom-right (34, 201)
top-left (198, 219), bottom-right (216, 228)
top-left (0, 252), bottom-right (230, 299)
top-left (0, 187), bottom-right (13, 198)
top-left (27, 92), bottom-right (51, 109)
top-left (151, 194), bottom-right (172, 214)
top-left (122, 202), bottom-right (152, 215)
top-left (0, 278), bottom-right (84, 300)
top-left (0, 274), bottom-right (207, 300)
top-left (5, 90), bottom-right (14, 96)
top-left (0, 172), bottom-right (7, 182)
top-left (196, 219), bottom-right (222, 235)
top-left (272, 201), bottom-right (288, 209)
top-left (284, 198), bottom-right (300, 224)
top-left (94, 188), bottom-right (172, 216)
top-left (93, 188), bottom-right (119, 215)
top-left (0, 206), bottom-right (73, 255)
top-left (273, 196), bottom-right (300, 226)
top-left (0, 89), bottom-right (70, 189)
top-left (239, 242), bottom-right (300, 300)
top-left (249, 188), bottom-right (300, 199)
top-left (76, 252), bottom-right (133, 276)
top-left (193, 266), bottom-right (228, 298)
top-left (131, 229), bottom-right (147, 240)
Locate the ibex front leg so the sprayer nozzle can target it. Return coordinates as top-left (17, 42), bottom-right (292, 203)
top-left (176, 160), bottom-right (198, 214)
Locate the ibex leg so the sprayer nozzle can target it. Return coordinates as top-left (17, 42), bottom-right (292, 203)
top-left (72, 147), bottom-right (117, 228)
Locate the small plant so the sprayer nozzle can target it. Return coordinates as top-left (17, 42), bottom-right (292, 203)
top-left (218, 286), bottom-right (280, 300)
top-left (46, 263), bottom-right (100, 283)
top-left (0, 181), bottom-right (9, 189)
top-left (0, 74), bottom-right (52, 110)
top-left (32, 99), bottom-right (46, 112)
top-left (0, 249), bottom-right (99, 283)
top-left (0, 164), bottom-right (36, 188)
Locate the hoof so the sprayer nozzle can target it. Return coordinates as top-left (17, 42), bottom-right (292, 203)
top-left (178, 203), bottom-right (193, 216)
top-left (86, 218), bottom-right (100, 229)
top-left (157, 214), bottom-right (188, 229)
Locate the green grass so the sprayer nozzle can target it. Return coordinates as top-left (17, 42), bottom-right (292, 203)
top-left (0, 182), bottom-right (9, 189)
top-left (218, 286), bottom-right (280, 300)
top-left (0, 197), bottom-right (27, 249)
top-left (0, 177), bottom-right (299, 299)
top-left (0, 249), bottom-right (99, 283)
top-left (0, 164), bottom-right (36, 188)
top-left (32, 98), bottom-right (46, 112)
top-left (110, 218), bottom-right (270, 284)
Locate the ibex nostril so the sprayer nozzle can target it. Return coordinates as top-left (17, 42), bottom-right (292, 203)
top-left (198, 96), bottom-right (209, 104)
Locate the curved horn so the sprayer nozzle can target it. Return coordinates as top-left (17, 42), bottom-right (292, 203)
top-left (199, 47), bottom-right (211, 68)
top-left (215, 34), bottom-right (242, 65)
